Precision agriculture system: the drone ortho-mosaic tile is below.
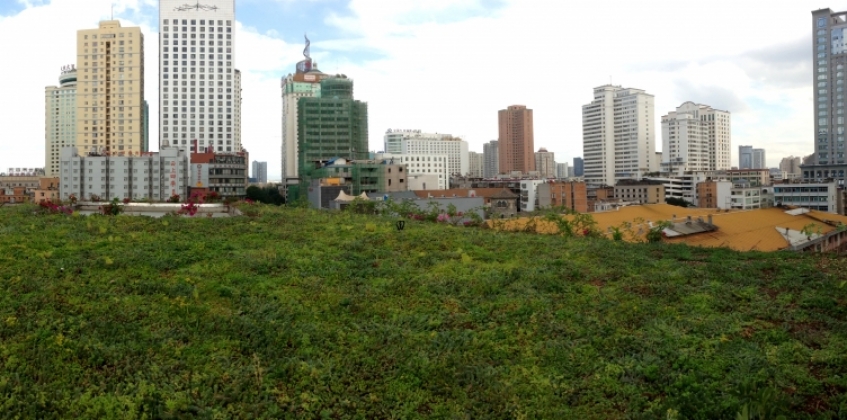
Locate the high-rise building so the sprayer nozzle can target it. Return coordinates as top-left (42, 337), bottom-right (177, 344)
top-left (252, 160), bottom-right (268, 183)
top-left (498, 105), bottom-right (534, 174)
top-left (234, 69), bottom-right (242, 152)
top-left (297, 77), bottom-right (368, 178)
top-left (535, 148), bottom-right (555, 178)
top-left (159, 0), bottom-right (240, 153)
top-left (556, 162), bottom-right (569, 179)
top-left (780, 156), bottom-right (802, 176)
top-left (573, 157), bottom-right (584, 177)
top-left (483, 140), bottom-right (499, 178)
top-left (739, 145), bottom-right (753, 169)
top-left (582, 85), bottom-right (656, 185)
top-left (76, 20), bottom-right (145, 156)
top-left (468, 151), bottom-right (484, 177)
top-left (809, 8), bottom-right (847, 183)
top-left (753, 149), bottom-right (766, 169)
top-left (739, 145), bottom-right (766, 169)
top-left (282, 36), bottom-right (328, 181)
top-left (45, 67), bottom-right (78, 176)
top-left (661, 102), bottom-right (731, 173)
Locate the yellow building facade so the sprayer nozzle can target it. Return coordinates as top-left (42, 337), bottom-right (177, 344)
top-left (76, 20), bottom-right (145, 156)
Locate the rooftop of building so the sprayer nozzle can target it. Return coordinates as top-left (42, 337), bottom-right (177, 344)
top-left (488, 204), bottom-right (847, 253)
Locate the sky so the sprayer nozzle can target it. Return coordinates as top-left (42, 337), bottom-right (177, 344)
top-left (0, 0), bottom-right (825, 180)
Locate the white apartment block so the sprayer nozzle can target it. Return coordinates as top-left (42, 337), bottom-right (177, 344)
top-left (582, 85), bottom-right (656, 186)
top-left (519, 180), bottom-right (546, 212)
top-left (377, 153), bottom-right (449, 190)
top-left (76, 20), bottom-right (145, 156)
top-left (400, 134), bottom-right (469, 177)
top-left (535, 148), bottom-right (555, 178)
top-left (159, 0), bottom-right (241, 153)
top-left (45, 68), bottom-right (78, 177)
top-left (662, 102), bottom-right (731, 173)
top-left (468, 151), bottom-right (484, 177)
top-left (59, 146), bottom-right (189, 201)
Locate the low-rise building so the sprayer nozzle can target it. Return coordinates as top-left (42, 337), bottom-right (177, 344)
top-left (59, 147), bottom-right (190, 202)
top-left (727, 169), bottom-right (770, 187)
top-left (406, 174), bottom-right (441, 191)
top-left (774, 182), bottom-right (840, 213)
top-left (537, 181), bottom-right (588, 213)
top-left (410, 188), bottom-right (519, 218)
top-left (190, 151), bottom-right (250, 200)
top-left (377, 153), bottom-right (449, 190)
top-left (0, 187), bottom-right (28, 204)
top-left (729, 186), bottom-right (764, 210)
top-left (613, 181), bottom-right (665, 205)
top-left (304, 158), bottom-right (408, 208)
top-left (33, 177), bottom-right (60, 203)
top-left (697, 179), bottom-right (732, 209)
top-left (520, 180), bottom-right (546, 212)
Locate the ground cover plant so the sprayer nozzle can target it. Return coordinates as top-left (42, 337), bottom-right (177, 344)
top-left (0, 204), bottom-right (846, 419)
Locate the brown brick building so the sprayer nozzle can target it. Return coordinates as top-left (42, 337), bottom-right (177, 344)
top-left (498, 105), bottom-right (534, 174)
top-left (537, 181), bottom-right (588, 213)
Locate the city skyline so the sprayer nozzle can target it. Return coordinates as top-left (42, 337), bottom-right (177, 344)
top-left (0, 0), bottom-right (827, 180)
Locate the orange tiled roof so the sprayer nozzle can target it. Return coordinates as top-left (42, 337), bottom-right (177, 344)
top-left (487, 204), bottom-right (847, 252)
top-left (664, 208), bottom-right (846, 252)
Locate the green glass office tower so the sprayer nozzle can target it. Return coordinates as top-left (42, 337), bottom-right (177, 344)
top-left (297, 77), bottom-right (368, 178)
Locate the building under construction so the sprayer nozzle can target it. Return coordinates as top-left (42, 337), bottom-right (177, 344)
top-left (297, 77), bottom-right (368, 180)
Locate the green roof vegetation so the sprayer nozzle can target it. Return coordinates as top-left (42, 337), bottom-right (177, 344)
top-left (1, 204), bottom-right (846, 418)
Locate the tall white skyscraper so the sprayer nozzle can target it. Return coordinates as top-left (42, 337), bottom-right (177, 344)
top-left (45, 67), bottom-right (78, 176)
top-left (661, 102), bottom-right (731, 173)
top-left (159, 0), bottom-right (240, 152)
top-left (582, 85), bottom-right (656, 185)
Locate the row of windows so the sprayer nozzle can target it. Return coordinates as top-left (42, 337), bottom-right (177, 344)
top-left (83, 33), bottom-right (132, 39)
top-left (163, 19), bottom-right (231, 25)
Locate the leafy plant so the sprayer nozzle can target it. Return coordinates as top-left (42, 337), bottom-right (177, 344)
top-left (98, 197), bottom-right (124, 216)
top-left (646, 220), bottom-right (672, 243)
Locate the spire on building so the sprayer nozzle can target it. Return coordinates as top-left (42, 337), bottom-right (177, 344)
top-left (297, 34), bottom-right (314, 73)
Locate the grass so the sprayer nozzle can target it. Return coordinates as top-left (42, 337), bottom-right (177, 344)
top-left (0, 203), bottom-right (846, 419)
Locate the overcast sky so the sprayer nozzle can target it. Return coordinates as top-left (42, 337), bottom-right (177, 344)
top-left (0, 0), bottom-right (824, 179)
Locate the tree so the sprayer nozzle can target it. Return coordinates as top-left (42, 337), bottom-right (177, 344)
top-left (666, 197), bottom-right (691, 208)
top-left (246, 186), bottom-right (268, 203)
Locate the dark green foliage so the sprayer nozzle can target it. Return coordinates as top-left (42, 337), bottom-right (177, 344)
top-left (246, 185), bottom-right (284, 205)
top-left (667, 197), bottom-right (692, 208)
top-left (1, 204), bottom-right (846, 418)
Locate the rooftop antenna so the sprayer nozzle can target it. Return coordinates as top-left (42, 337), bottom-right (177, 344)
top-left (111, 3), bottom-right (114, 20)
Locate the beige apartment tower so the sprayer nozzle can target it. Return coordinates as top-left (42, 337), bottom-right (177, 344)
top-left (76, 20), bottom-right (145, 156)
top-left (535, 147), bottom-right (555, 178)
top-left (498, 105), bottom-right (535, 174)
